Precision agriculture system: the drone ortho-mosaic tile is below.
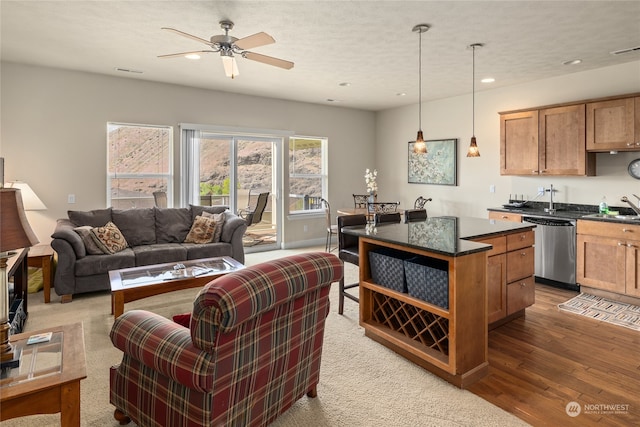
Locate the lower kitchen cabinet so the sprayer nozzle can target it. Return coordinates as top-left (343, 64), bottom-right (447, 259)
top-left (577, 220), bottom-right (640, 298)
top-left (474, 226), bottom-right (535, 326)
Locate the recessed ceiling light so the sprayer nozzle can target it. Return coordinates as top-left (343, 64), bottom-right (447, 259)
top-left (185, 54), bottom-right (201, 60)
top-left (481, 77), bottom-right (495, 83)
top-left (562, 59), bottom-right (582, 66)
top-left (326, 99), bottom-right (341, 103)
top-left (114, 67), bottom-right (143, 74)
top-left (396, 92), bottom-right (407, 96)
top-left (339, 82), bottom-right (351, 87)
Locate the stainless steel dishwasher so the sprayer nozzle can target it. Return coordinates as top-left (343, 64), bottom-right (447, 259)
top-left (522, 215), bottom-right (577, 290)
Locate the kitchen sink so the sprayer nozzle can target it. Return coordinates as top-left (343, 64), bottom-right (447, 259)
top-left (582, 213), bottom-right (640, 221)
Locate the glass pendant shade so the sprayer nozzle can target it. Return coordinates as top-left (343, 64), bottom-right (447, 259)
top-left (414, 130), bottom-right (426, 154)
top-left (467, 136), bottom-right (480, 157)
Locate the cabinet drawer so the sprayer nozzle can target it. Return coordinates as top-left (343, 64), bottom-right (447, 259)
top-left (473, 236), bottom-right (506, 257)
top-left (507, 230), bottom-right (535, 251)
top-left (507, 276), bottom-right (535, 315)
top-left (506, 246), bottom-right (535, 282)
top-left (489, 211), bottom-right (522, 223)
top-left (577, 220), bottom-right (640, 241)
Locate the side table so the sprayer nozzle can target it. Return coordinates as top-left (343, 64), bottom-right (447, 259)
top-left (0, 322), bottom-right (87, 426)
top-left (27, 244), bottom-right (54, 303)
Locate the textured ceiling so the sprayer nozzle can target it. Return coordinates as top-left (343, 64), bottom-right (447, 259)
top-left (1, 1), bottom-right (639, 111)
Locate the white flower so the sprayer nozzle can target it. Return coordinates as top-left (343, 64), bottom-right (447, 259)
top-left (365, 168), bottom-right (378, 193)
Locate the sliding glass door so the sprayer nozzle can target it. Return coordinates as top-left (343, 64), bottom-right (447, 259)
top-left (182, 128), bottom-right (281, 251)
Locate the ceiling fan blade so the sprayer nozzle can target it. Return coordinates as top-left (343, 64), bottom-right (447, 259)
top-left (158, 50), bottom-right (215, 59)
top-left (234, 32), bottom-right (275, 50)
top-left (161, 27), bottom-right (212, 46)
top-left (243, 52), bottom-right (294, 70)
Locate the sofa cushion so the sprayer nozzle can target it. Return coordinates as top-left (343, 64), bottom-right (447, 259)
top-left (182, 242), bottom-right (232, 260)
top-left (74, 248), bottom-right (135, 277)
top-left (184, 215), bottom-right (218, 244)
top-left (74, 226), bottom-right (105, 255)
top-left (112, 208), bottom-right (156, 246)
top-left (91, 221), bottom-right (129, 254)
top-left (132, 244), bottom-right (188, 266)
top-left (68, 208), bottom-right (112, 227)
top-left (155, 207), bottom-right (191, 243)
top-left (190, 205), bottom-right (227, 222)
top-left (201, 212), bottom-right (225, 243)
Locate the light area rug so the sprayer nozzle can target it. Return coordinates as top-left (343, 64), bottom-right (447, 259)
top-left (3, 248), bottom-right (529, 427)
top-left (558, 293), bottom-right (640, 331)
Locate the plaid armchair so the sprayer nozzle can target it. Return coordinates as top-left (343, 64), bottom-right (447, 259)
top-left (109, 252), bottom-right (343, 427)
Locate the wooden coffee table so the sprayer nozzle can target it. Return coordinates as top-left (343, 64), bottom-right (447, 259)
top-left (109, 256), bottom-right (244, 318)
top-left (0, 322), bottom-right (87, 426)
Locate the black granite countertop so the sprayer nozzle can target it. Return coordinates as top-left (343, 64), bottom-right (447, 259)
top-left (488, 201), bottom-right (638, 223)
top-left (341, 216), bottom-right (535, 257)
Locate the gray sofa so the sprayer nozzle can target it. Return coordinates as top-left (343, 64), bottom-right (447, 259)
top-left (51, 205), bottom-right (247, 302)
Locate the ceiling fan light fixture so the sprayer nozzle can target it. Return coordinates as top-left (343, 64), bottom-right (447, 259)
top-left (185, 53), bottom-right (201, 60)
top-left (412, 24), bottom-right (430, 155)
top-left (221, 54), bottom-right (239, 78)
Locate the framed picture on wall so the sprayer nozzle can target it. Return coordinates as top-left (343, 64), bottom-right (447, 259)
top-left (408, 138), bottom-right (457, 186)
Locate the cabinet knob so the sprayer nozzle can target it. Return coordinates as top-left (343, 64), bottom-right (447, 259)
top-left (540, 170), bottom-right (547, 173)
top-left (532, 170), bottom-right (537, 174)
top-left (628, 243), bottom-right (636, 248)
top-left (622, 228), bottom-right (633, 233)
top-left (618, 242), bottom-right (625, 246)
top-left (502, 215), bottom-right (508, 219)
top-left (520, 234), bottom-right (526, 240)
top-left (521, 252), bottom-right (527, 256)
top-left (520, 282), bottom-right (527, 287)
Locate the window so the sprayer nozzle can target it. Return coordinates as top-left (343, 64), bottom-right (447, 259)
top-left (107, 123), bottom-right (172, 208)
top-left (288, 137), bottom-right (327, 214)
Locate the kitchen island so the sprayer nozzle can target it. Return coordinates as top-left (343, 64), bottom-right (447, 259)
top-left (342, 216), bottom-right (535, 388)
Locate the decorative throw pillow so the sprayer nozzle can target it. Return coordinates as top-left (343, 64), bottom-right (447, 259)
top-left (74, 226), bottom-right (105, 255)
top-left (172, 313), bottom-right (191, 328)
top-left (90, 221), bottom-right (128, 254)
top-left (201, 211), bottom-right (226, 243)
top-left (184, 215), bottom-right (217, 244)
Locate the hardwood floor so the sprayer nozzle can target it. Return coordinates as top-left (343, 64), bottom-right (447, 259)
top-left (468, 284), bottom-right (640, 426)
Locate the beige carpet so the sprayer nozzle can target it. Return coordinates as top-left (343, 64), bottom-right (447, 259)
top-left (3, 248), bottom-right (529, 427)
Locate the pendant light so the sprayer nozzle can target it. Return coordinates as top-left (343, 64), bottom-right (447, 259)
top-left (412, 24), bottom-right (430, 154)
top-left (467, 43), bottom-right (483, 157)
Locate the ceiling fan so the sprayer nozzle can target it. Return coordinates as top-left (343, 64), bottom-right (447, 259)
top-left (159, 20), bottom-right (294, 79)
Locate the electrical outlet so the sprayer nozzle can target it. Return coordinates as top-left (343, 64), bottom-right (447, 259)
top-left (489, 185), bottom-right (495, 193)
top-left (303, 225), bottom-right (308, 233)
top-left (68, 194), bottom-right (76, 204)
top-left (537, 186), bottom-right (545, 196)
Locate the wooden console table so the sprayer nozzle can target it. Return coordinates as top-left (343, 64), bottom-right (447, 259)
top-left (0, 322), bottom-right (87, 426)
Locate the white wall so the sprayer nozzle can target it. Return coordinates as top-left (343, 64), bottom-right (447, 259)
top-left (376, 61), bottom-right (640, 218)
top-left (0, 62), bottom-right (376, 245)
top-left (3, 61), bottom-right (640, 246)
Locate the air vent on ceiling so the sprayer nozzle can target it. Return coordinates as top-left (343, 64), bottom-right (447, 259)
top-left (610, 46), bottom-right (640, 55)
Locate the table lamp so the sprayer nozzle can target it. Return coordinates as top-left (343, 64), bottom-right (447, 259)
top-left (1, 188), bottom-right (40, 369)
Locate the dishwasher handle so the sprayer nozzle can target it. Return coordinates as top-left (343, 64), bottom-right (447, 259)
top-left (522, 216), bottom-right (576, 227)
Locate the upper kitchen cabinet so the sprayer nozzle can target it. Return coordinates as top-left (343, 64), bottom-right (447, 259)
top-left (500, 105), bottom-right (595, 176)
top-left (586, 96), bottom-right (640, 152)
top-left (539, 104), bottom-right (595, 176)
top-left (500, 110), bottom-right (538, 175)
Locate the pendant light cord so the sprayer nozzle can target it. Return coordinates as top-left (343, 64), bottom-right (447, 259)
top-left (472, 45), bottom-right (475, 136)
top-left (418, 31), bottom-right (422, 131)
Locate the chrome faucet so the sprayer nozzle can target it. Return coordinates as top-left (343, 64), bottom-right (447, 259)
top-left (620, 195), bottom-right (640, 216)
top-left (544, 184), bottom-right (557, 214)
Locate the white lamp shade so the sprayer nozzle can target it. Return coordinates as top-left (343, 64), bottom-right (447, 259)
top-left (6, 181), bottom-right (46, 210)
top-left (221, 55), bottom-right (239, 78)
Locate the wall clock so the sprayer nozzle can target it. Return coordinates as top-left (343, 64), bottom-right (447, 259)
top-left (628, 159), bottom-right (640, 180)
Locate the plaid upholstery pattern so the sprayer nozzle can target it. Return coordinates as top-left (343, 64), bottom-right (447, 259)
top-left (110, 252), bottom-right (343, 427)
